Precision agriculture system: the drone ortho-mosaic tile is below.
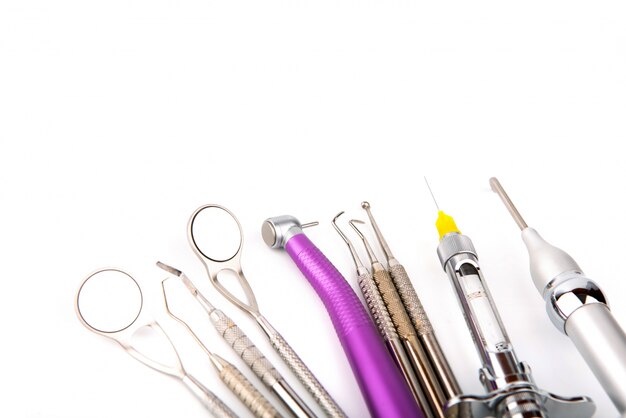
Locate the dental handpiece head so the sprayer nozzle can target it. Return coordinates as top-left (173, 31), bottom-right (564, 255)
top-left (262, 216), bottom-right (319, 249)
top-left (262, 215), bottom-right (302, 249)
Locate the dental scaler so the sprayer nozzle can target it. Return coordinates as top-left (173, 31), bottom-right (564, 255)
top-left (262, 215), bottom-right (423, 418)
top-left (429, 187), bottom-right (594, 417)
top-left (490, 177), bottom-right (626, 417)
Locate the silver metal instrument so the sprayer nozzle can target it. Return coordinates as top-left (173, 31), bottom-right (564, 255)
top-left (428, 181), bottom-right (595, 418)
top-left (490, 177), bottom-right (626, 417)
top-left (361, 202), bottom-right (462, 412)
top-left (157, 261), bottom-right (317, 418)
top-left (349, 218), bottom-right (446, 418)
top-left (332, 212), bottom-right (430, 416)
top-left (188, 204), bottom-right (345, 418)
top-left (159, 272), bottom-right (280, 418)
top-left (75, 268), bottom-right (237, 418)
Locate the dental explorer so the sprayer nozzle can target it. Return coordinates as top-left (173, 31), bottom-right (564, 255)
top-left (263, 215), bottom-right (423, 418)
top-left (349, 218), bottom-right (446, 418)
top-left (159, 275), bottom-right (281, 418)
top-left (188, 204), bottom-right (344, 418)
top-left (332, 213), bottom-right (431, 416)
top-left (76, 268), bottom-right (237, 418)
top-left (361, 201), bottom-right (462, 409)
top-left (490, 177), bottom-right (626, 416)
top-left (429, 183), bottom-right (595, 418)
top-left (157, 261), bottom-right (317, 418)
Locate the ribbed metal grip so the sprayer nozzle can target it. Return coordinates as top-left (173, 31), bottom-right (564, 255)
top-left (184, 374), bottom-right (239, 418)
top-left (269, 330), bottom-right (346, 418)
top-left (213, 310), bottom-right (280, 387)
top-left (389, 264), bottom-right (434, 337)
top-left (357, 272), bottom-right (398, 341)
top-left (205, 394), bottom-right (238, 418)
top-left (220, 362), bottom-right (281, 418)
top-left (372, 267), bottom-right (447, 418)
top-left (371, 268), bottom-right (415, 339)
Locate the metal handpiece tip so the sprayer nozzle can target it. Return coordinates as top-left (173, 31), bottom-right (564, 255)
top-left (156, 261), bottom-right (182, 277)
top-left (489, 177), bottom-right (500, 193)
top-left (361, 201), bottom-right (370, 209)
top-left (488, 177), bottom-right (528, 230)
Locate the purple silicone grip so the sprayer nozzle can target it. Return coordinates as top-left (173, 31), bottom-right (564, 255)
top-left (285, 233), bottom-right (423, 418)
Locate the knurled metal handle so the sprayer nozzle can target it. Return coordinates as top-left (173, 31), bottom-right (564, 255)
top-left (203, 394), bottom-right (238, 418)
top-left (388, 264), bottom-right (434, 336)
top-left (184, 374), bottom-right (239, 418)
top-left (220, 362), bottom-right (281, 418)
top-left (357, 272), bottom-right (398, 342)
top-left (213, 310), bottom-right (281, 387)
top-left (269, 330), bottom-right (346, 418)
top-left (371, 267), bottom-right (416, 339)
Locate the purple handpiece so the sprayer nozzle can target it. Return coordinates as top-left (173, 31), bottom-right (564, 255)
top-left (262, 215), bottom-right (423, 418)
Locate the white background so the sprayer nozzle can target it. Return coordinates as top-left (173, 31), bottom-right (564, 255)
top-left (1, 1), bottom-right (625, 417)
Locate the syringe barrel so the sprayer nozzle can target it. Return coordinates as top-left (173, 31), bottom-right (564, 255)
top-left (437, 233), bottom-right (533, 392)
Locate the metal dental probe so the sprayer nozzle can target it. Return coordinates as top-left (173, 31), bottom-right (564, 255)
top-left (157, 261), bottom-right (317, 418)
top-left (428, 181), bottom-right (595, 418)
top-left (75, 268), bottom-right (237, 418)
top-left (361, 201), bottom-right (462, 407)
top-left (188, 204), bottom-right (344, 418)
top-left (159, 276), bottom-right (281, 418)
top-left (490, 177), bottom-right (626, 416)
top-left (349, 219), bottom-right (446, 418)
top-left (331, 212), bottom-right (432, 417)
top-left (262, 214), bottom-right (423, 418)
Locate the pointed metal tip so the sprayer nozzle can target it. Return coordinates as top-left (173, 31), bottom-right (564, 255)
top-left (424, 177), bottom-right (440, 211)
top-left (350, 219), bottom-right (366, 225)
top-left (156, 261), bottom-right (182, 277)
top-left (333, 211), bottom-right (346, 223)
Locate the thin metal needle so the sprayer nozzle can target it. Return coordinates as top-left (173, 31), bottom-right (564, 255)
top-left (424, 177), bottom-right (440, 211)
top-left (489, 177), bottom-right (528, 230)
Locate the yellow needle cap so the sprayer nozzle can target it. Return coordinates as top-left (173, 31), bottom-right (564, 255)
top-left (436, 211), bottom-right (461, 240)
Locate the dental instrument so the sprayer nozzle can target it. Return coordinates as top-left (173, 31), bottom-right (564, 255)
top-left (429, 182), bottom-right (595, 418)
top-left (490, 177), bottom-right (626, 416)
top-left (188, 204), bottom-right (344, 418)
top-left (332, 212), bottom-right (430, 415)
top-left (75, 268), bottom-right (236, 418)
top-left (262, 214), bottom-right (423, 418)
top-left (156, 261), bottom-right (317, 418)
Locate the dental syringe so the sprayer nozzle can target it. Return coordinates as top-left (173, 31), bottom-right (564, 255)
top-left (429, 181), bottom-right (594, 418)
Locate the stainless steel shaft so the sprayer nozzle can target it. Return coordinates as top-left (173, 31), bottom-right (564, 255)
top-left (215, 354), bottom-right (282, 418)
top-left (158, 262), bottom-right (317, 418)
top-left (566, 304), bottom-right (626, 414)
top-left (371, 263), bottom-right (446, 418)
top-left (183, 374), bottom-right (239, 418)
top-left (259, 316), bottom-right (347, 418)
top-left (489, 177), bottom-right (626, 416)
top-left (388, 262), bottom-right (461, 402)
top-left (357, 269), bottom-right (433, 417)
top-left (361, 202), bottom-right (462, 410)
